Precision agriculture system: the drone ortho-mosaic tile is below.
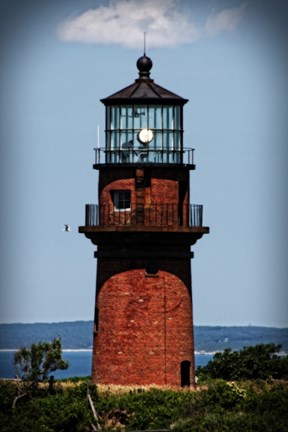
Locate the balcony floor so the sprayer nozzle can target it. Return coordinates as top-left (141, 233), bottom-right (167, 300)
top-left (79, 225), bottom-right (209, 234)
top-left (79, 225), bottom-right (209, 251)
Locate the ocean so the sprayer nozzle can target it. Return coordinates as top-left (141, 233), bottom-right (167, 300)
top-left (0, 350), bottom-right (213, 379)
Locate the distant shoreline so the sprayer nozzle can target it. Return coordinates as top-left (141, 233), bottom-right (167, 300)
top-left (0, 349), bottom-right (93, 352)
top-left (0, 349), bottom-right (217, 354)
top-left (1, 323), bottom-right (287, 328)
top-left (1, 323), bottom-right (287, 353)
top-left (1, 349), bottom-right (286, 355)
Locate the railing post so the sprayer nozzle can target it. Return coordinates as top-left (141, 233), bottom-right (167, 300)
top-left (199, 204), bottom-right (203, 226)
top-left (85, 204), bottom-right (89, 226)
top-left (85, 204), bottom-right (98, 226)
top-left (93, 148), bottom-right (101, 164)
top-left (189, 204), bottom-right (203, 227)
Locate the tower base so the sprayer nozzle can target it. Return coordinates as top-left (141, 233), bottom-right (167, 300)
top-left (92, 268), bottom-right (195, 387)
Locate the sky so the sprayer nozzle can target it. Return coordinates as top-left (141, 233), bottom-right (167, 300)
top-left (0, 0), bottom-right (287, 327)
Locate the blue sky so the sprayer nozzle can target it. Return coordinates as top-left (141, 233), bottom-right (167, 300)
top-left (0, 0), bottom-right (287, 327)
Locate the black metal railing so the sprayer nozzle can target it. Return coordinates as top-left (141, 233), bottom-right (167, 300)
top-left (85, 204), bottom-right (203, 227)
top-left (93, 147), bottom-right (195, 165)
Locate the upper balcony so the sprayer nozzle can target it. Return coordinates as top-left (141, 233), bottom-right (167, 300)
top-left (93, 147), bottom-right (195, 168)
top-left (79, 203), bottom-right (209, 251)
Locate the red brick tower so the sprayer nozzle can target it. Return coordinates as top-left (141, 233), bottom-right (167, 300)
top-left (79, 54), bottom-right (209, 387)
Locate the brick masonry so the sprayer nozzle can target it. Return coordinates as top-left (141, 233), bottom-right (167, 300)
top-left (90, 166), bottom-right (196, 386)
top-left (92, 269), bottom-right (194, 386)
top-left (99, 167), bottom-right (189, 209)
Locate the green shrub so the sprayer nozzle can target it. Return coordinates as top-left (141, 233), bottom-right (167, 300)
top-left (1, 380), bottom-right (288, 431)
top-left (197, 343), bottom-right (288, 381)
top-left (0, 381), bottom-right (93, 432)
top-left (13, 337), bottom-right (69, 383)
top-left (95, 388), bottom-right (194, 430)
top-left (172, 381), bottom-right (288, 432)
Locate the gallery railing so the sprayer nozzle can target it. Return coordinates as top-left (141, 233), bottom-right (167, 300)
top-left (93, 147), bottom-right (195, 165)
top-left (85, 204), bottom-right (203, 227)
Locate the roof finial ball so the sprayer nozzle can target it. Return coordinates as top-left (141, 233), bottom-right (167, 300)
top-left (136, 54), bottom-right (153, 79)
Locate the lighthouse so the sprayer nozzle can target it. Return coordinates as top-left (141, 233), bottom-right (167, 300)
top-left (79, 54), bottom-right (209, 387)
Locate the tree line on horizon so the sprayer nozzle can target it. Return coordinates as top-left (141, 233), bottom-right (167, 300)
top-left (1, 321), bottom-right (287, 351)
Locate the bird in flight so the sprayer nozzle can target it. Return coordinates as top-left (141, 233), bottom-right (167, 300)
top-left (63, 224), bottom-right (71, 232)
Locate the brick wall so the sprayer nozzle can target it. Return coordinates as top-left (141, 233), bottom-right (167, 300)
top-left (92, 269), bottom-right (194, 386)
top-left (99, 177), bottom-right (181, 206)
top-left (99, 172), bottom-right (188, 226)
top-left (93, 166), bottom-right (194, 386)
top-left (151, 178), bottom-right (178, 204)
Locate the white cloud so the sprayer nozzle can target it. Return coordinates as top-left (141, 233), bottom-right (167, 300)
top-left (57, 0), bottom-right (245, 49)
top-left (204, 4), bottom-right (246, 37)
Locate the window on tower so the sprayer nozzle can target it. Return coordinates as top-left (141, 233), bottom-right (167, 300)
top-left (112, 190), bottom-right (131, 211)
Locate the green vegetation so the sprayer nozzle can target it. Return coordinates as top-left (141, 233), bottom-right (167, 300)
top-left (0, 379), bottom-right (288, 431)
top-left (14, 337), bottom-right (69, 383)
top-left (196, 343), bottom-right (288, 381)
top-left (0, 343), bottom-right (287, 431)
top-left (12, 337), bottom-right (69, 408)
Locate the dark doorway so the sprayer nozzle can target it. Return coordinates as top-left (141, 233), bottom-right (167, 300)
top-left (181, 360), bottom-right (191, 387)
top-left (146, 259), bottom-right (158, 275)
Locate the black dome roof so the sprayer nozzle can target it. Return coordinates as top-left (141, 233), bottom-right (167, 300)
top-left (101, 55), bottom-right (188, 106)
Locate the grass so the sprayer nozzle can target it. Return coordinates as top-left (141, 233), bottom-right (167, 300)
top-left (1, 378), bottom-right (288, 431)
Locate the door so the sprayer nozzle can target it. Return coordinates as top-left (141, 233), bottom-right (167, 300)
top-left (181, 360), bottom-right (191, 387)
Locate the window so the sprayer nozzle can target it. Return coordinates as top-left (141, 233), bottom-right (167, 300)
top-left (112, 190), bottom-right (131, 211)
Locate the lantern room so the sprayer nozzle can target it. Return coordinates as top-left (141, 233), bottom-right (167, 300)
top-left (96, 54), bottom-right (194, 166)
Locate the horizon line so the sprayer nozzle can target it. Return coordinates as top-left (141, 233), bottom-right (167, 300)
top-left (0, 320), bottom-right (287, 329)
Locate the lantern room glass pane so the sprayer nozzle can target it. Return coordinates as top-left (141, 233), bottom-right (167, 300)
top-left (155, 106), bottom-right (162, 129)
top-left (111, 106), bottom-right (120, 130)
